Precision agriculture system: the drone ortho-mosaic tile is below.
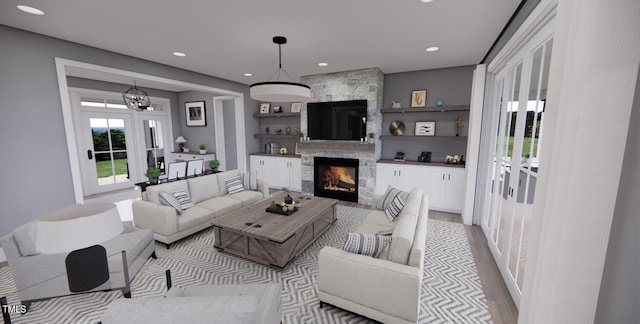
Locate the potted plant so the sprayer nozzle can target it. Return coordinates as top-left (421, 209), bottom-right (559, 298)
top-left (199, 144), bottom-right (206, 154)
top-left (368, 132), bottom-right (375, 143)
top-left (299, 131), bottom-right (304, 141)
top-left (209, 159), bottom-right (220, 171)
top-left (145, 167), bottom-right (161, 184)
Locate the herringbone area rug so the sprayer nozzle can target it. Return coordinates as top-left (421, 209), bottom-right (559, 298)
top-left (0, 205), bottom-right (491, 323)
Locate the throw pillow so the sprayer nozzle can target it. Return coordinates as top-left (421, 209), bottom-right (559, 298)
top-left (158, 190), bottom-right (183, 214)
top-left (225, 175), bottom-right (245, 195)
top-left (122, 221), bottom-right (135, 233)
top-left (384, 193), bottom-right (407, 222)
top-left (12, 222), bottom-right (39, 256)
top-left (241, 171), bottom-right (259, 191)
top-left (379, 186), bottom-right (409, 220)
top-left (171, 190), bottom-right (194, 210)
top-left (342, 233), bottom-right (391, 258)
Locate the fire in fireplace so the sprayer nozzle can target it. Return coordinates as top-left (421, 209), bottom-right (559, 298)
top-left (314, 157), bottom-right (359, 202)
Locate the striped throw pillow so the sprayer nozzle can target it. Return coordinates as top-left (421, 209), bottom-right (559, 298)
top-left (158, 190), bottom-right (183, 214)
top-left (385, 193), bottom-right (407, 222)
top-left (171, 190), bottom-right (194, 210)
top-left (342, 233), bottom-right (391, 258)
top-left (241, 171), bottom-right (259, 191)
top-left (380, 186), bottom-right (409, 221)
top-left (225, 175), bottom-right (245, 195)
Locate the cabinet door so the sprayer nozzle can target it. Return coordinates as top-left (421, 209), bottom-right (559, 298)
top-left (375, 163), bottom-right (398, 194)
top-left (395, 164), bottom-right (426, 193)
top-left (266, 156), bottom-right (289, 189)
top-left (444, 169), bottom-right (467, 212)
top-left (423, 167), bottom-right (447, 211)
top-left (249, 156), bottom-right (265, 181)
top-left (288, 159), bottom-right (302, 192)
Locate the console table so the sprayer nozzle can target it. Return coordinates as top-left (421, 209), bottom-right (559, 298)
top-left (135, 170), bottom-right (220, 192)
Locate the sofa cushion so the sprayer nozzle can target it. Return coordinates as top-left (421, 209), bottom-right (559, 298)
top-left (216, 170), bottom-right (241, 195)
top-left (146, 181), bottom-right (189, 204)
top-left (172, 190), bottom-right (194, 210)
top-left (386, 188), bottom-right (423, 265)
top-left (241, 171), bottom-right (259, 190)
top-left (198, 197), bottom-right (243, 217)
top-left (225, 175), bottom-right (245, 195)
top-left (12, 222), bottom-right (38, 256)
top-left (158, 190), bottom-right (183, 214)
top-left (102, 227), bottom-right (153, 272)
top-left (177, 206), bottom-right (216, 232)
top-left (227, 190), bottom-right (264, 207)
top-left (187, 174), bottom-right (221, 204)
top-left (342, 233), bottom-right (391, 258)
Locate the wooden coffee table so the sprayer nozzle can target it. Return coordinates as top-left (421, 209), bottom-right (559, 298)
top-left (211, 193), bottom-right (338, 268)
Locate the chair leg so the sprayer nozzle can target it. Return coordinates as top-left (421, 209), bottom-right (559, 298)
top-left (165, 269), bottom-right (172, 291)
top-left (319, 301), bottom-right (325, 309)
top-left (1, 296), bottom-right (12, 324)
top-left (151, 251), bottom-right (157, 259)
top-left (121, 250), bottom-right (131, 298)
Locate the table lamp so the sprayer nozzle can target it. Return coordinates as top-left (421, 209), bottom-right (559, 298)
top-left (175, 136), bottom-right (188, 152)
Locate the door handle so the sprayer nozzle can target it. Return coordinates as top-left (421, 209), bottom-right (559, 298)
top-left (87, 150), bottom-right (93, 160)
top-left (394, 170), bottom-right (396, 177)
top-left (448, 174), bottom-right (451, 181)
top-left (398, 170), bottom-right (401, 177)
top-left (442, 173), bottom-right (445, 181)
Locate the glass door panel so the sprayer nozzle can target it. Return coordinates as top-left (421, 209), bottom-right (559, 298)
top-left (142, 119), bottom-right (166, 175)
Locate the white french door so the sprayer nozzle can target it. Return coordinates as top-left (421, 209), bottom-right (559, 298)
top-left (79, 111), bottom-right (138, 195)
top-left (480, 24), bottom-right (554, 306)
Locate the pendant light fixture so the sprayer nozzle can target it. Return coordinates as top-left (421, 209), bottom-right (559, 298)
top-left (250, 36), bottom-right (311, 102)
top-left (122, 81), bottom-right (151, 111)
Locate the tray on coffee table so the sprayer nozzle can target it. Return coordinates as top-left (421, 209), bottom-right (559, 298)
top-left (265, 205), bottom-right (298, 216)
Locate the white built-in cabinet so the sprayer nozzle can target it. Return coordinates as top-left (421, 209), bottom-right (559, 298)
top-left (375, 161), bottom-right (466, 213)
top-left (249, 155), bottom-right (301, 192)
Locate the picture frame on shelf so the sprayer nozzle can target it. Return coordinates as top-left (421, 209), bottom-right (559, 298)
top-left (411, 90), bottom-right (427, 108)
top-left (291, 102), bottom-right (301, 113)
top-left (415, 121), bottom-right (436, 136)
top-left (259, 103), bottom-right (270, 114)
top-left (185, 101), bottom-right (206, 126)
top-left (273, 106), bottom-right (282, 113)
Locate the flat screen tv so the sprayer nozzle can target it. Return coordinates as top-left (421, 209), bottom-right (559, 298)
top-left (306, 100), bottom-right (367, 140)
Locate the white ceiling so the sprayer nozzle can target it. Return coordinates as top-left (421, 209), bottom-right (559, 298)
top-left (0, 0), bottom-right (521, 86)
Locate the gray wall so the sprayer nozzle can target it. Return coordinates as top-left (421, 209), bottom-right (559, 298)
top-left (0, 25), bottom-right (258, 236)
top-left (594, 63), bottom-right (640, 324)
top-left (176, 91), bottom-right (217, 153)
top-left (382, 66), bottom-right (475, 161)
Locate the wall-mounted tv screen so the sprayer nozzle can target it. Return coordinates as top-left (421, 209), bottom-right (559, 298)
top-left (306, 100), bottom-right (367, 140)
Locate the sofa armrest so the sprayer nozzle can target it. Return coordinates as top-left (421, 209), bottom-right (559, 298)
top-left (132, 201), bottom-right (179, 236)
top-left (318, 246), bottom-right (420, 322)
top-left (257, 178), bottom-right (269, 198)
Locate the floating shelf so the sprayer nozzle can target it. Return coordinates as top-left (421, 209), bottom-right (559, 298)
top-left (380, 105), bottom-right (470, 113)
top-left (380, 135), bottom-right (468, 140)
top-left (254, 134), bottom-right (300, 139)
top-left (253, 112), bottom-right (300, 118)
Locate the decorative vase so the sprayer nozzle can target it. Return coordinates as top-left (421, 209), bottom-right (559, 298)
top-left (149, 178), bottom-right (158, 185)
top-left (200, 149), bottom-right (206, 154)
top-left (284, 195), bottom-right (293, 205)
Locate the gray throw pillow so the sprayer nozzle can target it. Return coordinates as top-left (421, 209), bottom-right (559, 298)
top-left (158, 190), bottom-right (183, 214)
top-left (342, 233), bottom-right (391, 258)
top-left (171, 190), bottom-right (194, 210)
top-left (241, 171), bottom-right (259, 191)
top-left (225, 175), bottom-right (245, 195)
top-left (379, 186), bottom-right (409, 221)
top-left (13, 222), bottom-right (39, 256)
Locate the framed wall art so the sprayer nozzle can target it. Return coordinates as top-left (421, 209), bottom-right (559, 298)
top-left (259, 103), bottom-right (270, 114)
top-left (291, 102), bottom-right (301, 113)
top-left (411, 90), bottom-right (427, 108)
top-left (415, 121), bottom-right (436, 136)
top-left (185, 101), bottom-right (206, 126)
top-left (273, 106), bottom-right (282, 113)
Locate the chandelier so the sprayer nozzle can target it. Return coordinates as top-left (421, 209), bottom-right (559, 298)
top-left (122, 81), bottom-right (151, 111)
top-left (250, 36), bottom-right (311, 103)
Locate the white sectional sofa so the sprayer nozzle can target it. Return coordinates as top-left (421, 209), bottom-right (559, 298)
top-left (317, 187), bottom-right (429, 324)
top-left (133, 170), bottom-right (269, 246)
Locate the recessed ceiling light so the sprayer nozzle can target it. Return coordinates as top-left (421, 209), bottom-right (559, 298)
top-left (426, 46), bottom-right (439, 52)
top-left (318, 62), bottom-right (328, 67)
top-left (17, 5), bottom-right (44, 15)
top-left (172, 52), bottom-right (186, 57)
top-left (420, 0), bottom-right (435, 3)
top-left (244, 73), bottom-right (253, 77)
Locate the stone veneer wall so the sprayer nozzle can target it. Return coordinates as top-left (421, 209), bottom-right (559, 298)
top-left (299, 68), bottom-right (384, 205)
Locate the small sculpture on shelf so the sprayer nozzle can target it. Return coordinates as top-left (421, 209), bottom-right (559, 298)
top-left (455, 116), bottom-right (462, 136)
top-left (285, 126), bottom-right (291, 135)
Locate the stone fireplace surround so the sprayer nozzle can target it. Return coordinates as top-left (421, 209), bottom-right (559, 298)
top-left (299, 68), bottom-right (383, 205)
